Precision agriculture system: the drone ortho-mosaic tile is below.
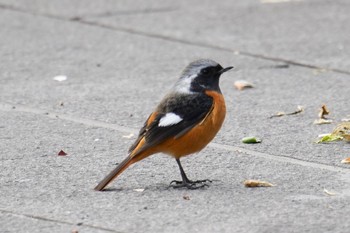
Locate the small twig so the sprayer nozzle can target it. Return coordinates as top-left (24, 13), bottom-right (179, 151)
top-left (269, 106), bottom-right (304, 118)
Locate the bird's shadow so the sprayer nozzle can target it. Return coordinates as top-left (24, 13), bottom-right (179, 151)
top-left (96, 179), bottom-right (223, 192)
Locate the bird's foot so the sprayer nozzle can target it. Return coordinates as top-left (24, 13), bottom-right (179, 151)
top-left (169, 179), bottom-right (212, 189)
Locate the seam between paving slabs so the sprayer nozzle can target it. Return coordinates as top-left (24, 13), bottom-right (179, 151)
top-left (77, 7), bottom-right (178, 17)
top-left (0, 4), bottom-right (350, 75)
top-left (1, 103), bottom-right (349, 174)
top-left (0, 209), bottom-right (124, 233)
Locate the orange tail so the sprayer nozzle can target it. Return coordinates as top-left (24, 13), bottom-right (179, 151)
top-left (94, 156), bottom-right (134, 191)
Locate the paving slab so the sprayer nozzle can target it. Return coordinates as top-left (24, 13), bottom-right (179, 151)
top-left (0, 211), bottom-right (113, 233)
top-left (82, 0), bottom-right (350, 72)
top-left (1, 0), bottom-right (349, 71)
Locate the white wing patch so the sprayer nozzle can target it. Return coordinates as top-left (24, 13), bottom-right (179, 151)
top-left (158, 113), bottom-right (183, 127)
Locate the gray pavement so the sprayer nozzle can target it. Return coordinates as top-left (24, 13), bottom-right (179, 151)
top-left (1, 0), bottom-right (350, 232)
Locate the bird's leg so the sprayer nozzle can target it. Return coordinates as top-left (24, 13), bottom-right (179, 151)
top-left (170, 159), bottom-right (212, 189)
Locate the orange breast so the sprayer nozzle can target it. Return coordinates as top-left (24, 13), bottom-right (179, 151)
top-left (159, 90), bottom-right (226, 159)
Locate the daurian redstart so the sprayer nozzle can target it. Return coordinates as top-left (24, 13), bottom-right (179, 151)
top-left (95, 59), bottom-right (233, 190)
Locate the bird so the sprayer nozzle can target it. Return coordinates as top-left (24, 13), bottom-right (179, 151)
top-left (94, 59), bottom-right (233, 191)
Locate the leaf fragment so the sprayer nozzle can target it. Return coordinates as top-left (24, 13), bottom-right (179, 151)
top-left (274, 112), bottom-right (286, 117)
top-left (53, 75), bottom-right (67, 82)
top-left (323, 188), bottom-right (337, 196)
top-left (312, 68), bottom-right (328, 75)
top-left (234, 80), bottom-right (254, 90)
top-left (287, 105), bottom-right (304, 115)
top-left (318, 105), bottom-right (330, 119)
top-left (313, 118), bottom-right (333, 125)
top-left (316, 134), bottom-right (342, 143)
top-left (244, 180), bottom-right (275, 187)
top-left (316, 122), bottom-right (350, 143)
top-left (332, 122), bottom-right (350, 141)
top-left (122, 133), bottom-right (134, 139)
top-left (343, 135), bottom-right (350, 141)
top-left (58, 150), bottom-right (67, 156)
top-left (242, 137), bottom-right (262, 144)
top-left (133, 188), bottom-right (145, 192)
top-left (269, 106), bottom-right (304, 118)
top-left (341, 158), bottom-right (350, 164)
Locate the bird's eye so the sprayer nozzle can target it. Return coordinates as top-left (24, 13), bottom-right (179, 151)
top-left (201, 68), bottom-right (210, 75)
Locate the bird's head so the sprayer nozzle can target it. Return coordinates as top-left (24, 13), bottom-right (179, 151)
top-left (174, 59), bottom-right (233, 94)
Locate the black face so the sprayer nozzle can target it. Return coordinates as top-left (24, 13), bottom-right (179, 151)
top-left (190, 64), bottom-right (224, 93)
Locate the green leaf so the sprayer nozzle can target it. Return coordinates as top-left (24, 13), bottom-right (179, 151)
top-left (242, 137), bottom-right (262, 144)
top-left (316, 134), bottom-right (343, 143)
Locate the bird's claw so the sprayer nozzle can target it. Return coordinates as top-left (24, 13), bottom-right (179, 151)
top-left (169, 179), bottom-right (212, 189)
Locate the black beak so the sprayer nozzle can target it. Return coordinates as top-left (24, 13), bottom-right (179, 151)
top-left (218, 66), bottom-right (234, 74)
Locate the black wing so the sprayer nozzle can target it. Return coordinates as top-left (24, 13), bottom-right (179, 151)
top-left (128, 93), bottom-right (213, 155)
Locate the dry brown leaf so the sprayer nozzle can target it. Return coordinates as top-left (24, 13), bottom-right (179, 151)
top-left (332, 122), bottom-right (350, 141)
top-left (318, 105), bottom-right (330, 119)
top-left (234, 80), bottom-right (254, 90)
top-left (244, 180), bottom-right (275, 187)
top-left (313, 119), bottom-right (333, 125)
top-left (343, 135), bottom-right (350, 141)
top-left (333, 122), bottom-right (350, 134)
top-left (317, 122), bottom-right (350, 143)
top-left (341, 158), bottom-right (350, 164)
